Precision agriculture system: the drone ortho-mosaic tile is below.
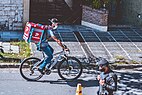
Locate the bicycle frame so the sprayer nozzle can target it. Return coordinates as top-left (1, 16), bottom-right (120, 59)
top-left (32, 50), bottom-right (68, 70)
top-left (48, 50), bottom-right (68, 69)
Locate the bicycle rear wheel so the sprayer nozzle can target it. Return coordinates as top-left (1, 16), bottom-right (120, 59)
top-left (19, 57), bottom-right (43, 81)
top-left (58, 57), bottom-right (83, 80)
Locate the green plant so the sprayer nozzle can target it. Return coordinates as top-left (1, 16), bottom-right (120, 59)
top-left (0, 41), bottom-right (31, 59)
top-left (130, 60), bottom-right (139, 64)
top-left (92, 0), bottom-right (102, 9)
top-left (11, 41), bottom-right (31, 58)
top-left (83, 0), bottom-right (110, 9)
top-left (115, 55), bottom-right (125, 60)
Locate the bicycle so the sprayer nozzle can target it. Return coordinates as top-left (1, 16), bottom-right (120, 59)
top-left (0, 46), bottom-right (4, 59)
top-left (19, 47), bottom-right (83, 81)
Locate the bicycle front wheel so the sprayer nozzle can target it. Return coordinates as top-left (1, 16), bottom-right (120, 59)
top-left (19, 57), bottom-right (43, 81)
top-left (58, 57), bottom-right (83, 80)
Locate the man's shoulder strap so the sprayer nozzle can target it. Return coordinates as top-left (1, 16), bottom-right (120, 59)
top-left (109, 72), bottom-right (117, 80)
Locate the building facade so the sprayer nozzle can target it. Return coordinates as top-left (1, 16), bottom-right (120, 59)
top-left (0, 0), bottom-right (81, 31)
top-left (0, 0), bottom-right (142, 31)
top-left (0, 0), bottom-right (23, 30)
top-left (121, 0), bottom-right (142, 26)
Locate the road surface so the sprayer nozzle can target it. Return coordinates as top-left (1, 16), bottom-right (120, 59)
top-left (0, 68), bottom-right (142, 95)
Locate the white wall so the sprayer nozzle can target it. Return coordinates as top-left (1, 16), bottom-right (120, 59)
top-left (0, 0), bottom-right (23, 30)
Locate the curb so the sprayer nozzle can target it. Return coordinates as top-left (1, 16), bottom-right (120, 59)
top-left (0, 63), bottom-right (142, 69)
top-left (111, 64), bottom-right (142, 69)
top-left (0, 63), bottom-right (20, 68)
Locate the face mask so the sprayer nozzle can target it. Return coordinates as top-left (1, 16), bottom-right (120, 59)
top-left (52, 24), bottom-right (58, 30)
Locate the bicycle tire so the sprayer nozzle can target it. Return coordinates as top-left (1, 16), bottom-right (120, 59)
top-left (19, 57), bottom-right (43, 81)
top-left (57, 57), bottom-right (83, 80)
top-left (0, 54), bottom-right (4, 59)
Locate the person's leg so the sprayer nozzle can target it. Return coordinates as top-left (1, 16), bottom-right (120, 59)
top-left (48, 45), bottom-right (54, 54)
top-left (97, 88), bottom-right (100, 95)
top-left (39, 45), bottom-right (54, 70)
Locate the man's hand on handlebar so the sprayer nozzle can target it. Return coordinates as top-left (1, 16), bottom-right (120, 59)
top-left (63, 44), bottom-right (69, 51)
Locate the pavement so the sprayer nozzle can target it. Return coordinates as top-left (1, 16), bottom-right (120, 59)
top-left (0, 68), bottom-right (142, 95)
top-left (1, 25), bottom-right (142, 95)
top-left (32, 25), bottom-right (142, 62)
top-left (1, 25), bottom-right (142, 69)
top-left (0, 42), bottom-right (19, 54)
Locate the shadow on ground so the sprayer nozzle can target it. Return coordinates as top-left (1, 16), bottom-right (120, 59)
top-left (31, 79), bottom-right (99, 87)
top-left (30, 70), bottom-right (142, 94)
top-left (116, 71), bottom-right (142, 94)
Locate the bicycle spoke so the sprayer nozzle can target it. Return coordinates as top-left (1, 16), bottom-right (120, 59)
top-left (20, 57), bottom-right (43, 81)
top-left (58, 57), bottom-right (83, 80)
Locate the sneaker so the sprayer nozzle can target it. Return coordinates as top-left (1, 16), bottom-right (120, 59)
top-left (45, 69), bottom-right (51, 75)
top-left (38, 68), bottom-right (44, 74)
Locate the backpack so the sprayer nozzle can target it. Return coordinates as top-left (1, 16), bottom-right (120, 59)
top-left (109, 72), bottom-right (117, 91)
top-left (23, 22), bottom-right (46, 50)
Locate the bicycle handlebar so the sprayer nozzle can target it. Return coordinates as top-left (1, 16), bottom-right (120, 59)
top-left (63, 44), bottom-right (67, 49)
top-left (62, 44), bottom-right (70, 53)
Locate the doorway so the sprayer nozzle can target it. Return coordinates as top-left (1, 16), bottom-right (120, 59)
top-left (30, 0), bottom-right (82, 24)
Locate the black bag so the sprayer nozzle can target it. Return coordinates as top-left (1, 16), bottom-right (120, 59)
top-left (109, 73), bottom-right (117, 91)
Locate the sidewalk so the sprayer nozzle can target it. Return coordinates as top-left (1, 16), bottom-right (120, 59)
top-left (1, 25), bottom-right (142, 69)
top-left (0, 42), bottom-right (19, 54)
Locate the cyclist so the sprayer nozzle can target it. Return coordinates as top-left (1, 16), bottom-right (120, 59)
top-left (37, 18), bottom-right (68, 74)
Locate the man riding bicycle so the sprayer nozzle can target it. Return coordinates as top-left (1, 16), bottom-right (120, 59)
top-left (37, 18), bottom-right (68, 74)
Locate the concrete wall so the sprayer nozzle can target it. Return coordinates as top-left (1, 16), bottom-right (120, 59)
top-left (23, 0), bottom-right (30, 27)
top-left (121, 0), bottom-right (142, 26)
top-left (65, 0), bottom-right (73, 9)
top-left (82, 6), bottom-right (108, 31)
top-left (0, 0), bottom-right (23, 30)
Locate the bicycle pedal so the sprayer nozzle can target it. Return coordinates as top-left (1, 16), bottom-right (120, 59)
top-left (30, 71), bottom-right (34, 76)
top-left (45, 69), bottom-right (51, 75)
top-left (38, 68), bottom-right (44, 75)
